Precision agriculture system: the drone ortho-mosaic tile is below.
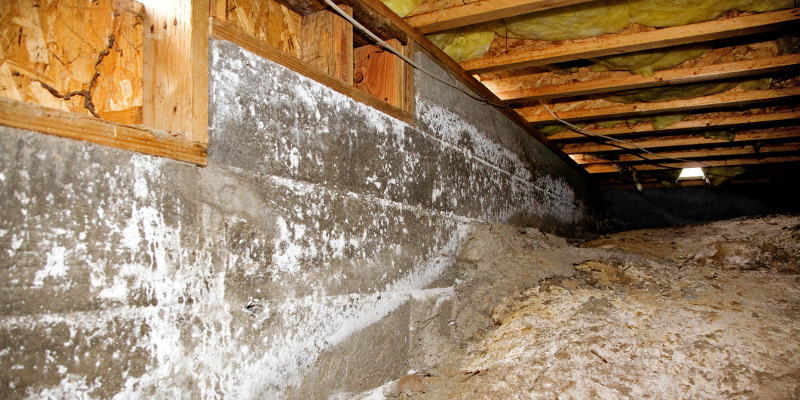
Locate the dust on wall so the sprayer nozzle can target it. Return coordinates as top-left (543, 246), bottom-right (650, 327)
top-left (0, 38), bottom-right (598, 399)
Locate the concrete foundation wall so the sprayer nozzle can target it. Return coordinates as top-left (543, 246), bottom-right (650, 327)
top-left (0, 39), bottom-right (598, 399)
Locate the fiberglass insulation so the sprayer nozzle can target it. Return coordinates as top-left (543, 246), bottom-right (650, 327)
top-left (415, 0), bottom-right (793, 64)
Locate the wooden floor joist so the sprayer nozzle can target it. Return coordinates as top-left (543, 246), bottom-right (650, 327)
top-left (585, 155), bottom-right (800, 173)
top-left (519, 87), bottom-right (800, 123)
top-left (561, 126), bottom-right (800, 154)
top-left (404, 0), bottom-right (592, 34)
top-left (547, 110), bottom-right (800, 141)
top-left (462, 8), bottom-right (800, 74)
top-left (571, 142), bottom-right (800, 164)
top-left (496, 54), bottom-right (800, 102)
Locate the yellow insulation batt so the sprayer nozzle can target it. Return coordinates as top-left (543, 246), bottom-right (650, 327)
top-left (417, 0), bottom-right (792, 64)
top-left (380, 0), bottom-right (423, 17)
top-left (602, 77), bottom-right (772, 103)
top-left (589, 44), bottom-right (713, 77)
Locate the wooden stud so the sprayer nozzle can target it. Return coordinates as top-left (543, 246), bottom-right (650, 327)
top-left (548, 110), bottom-right (800, 141)
top-left (0, 97), bottom-right (206, 165)
top-left (143, 0), bottom-right (209, 143)
top-left (585, 155), bottom-right (800, 173)
top-left (560, 126), bottom-right (800, 154)
top-left (462, 8), bottom-right (800, 74)
top-left (211, 18), bottom-right (413, 123)
top-left (405, 0), bottom-right (592, 34)
top-left (302, 6), bottom-right (354, 83)
top-left (519, 87), bottom-right (800, 123)
top-left (496, 54), bottom-right (800, 102)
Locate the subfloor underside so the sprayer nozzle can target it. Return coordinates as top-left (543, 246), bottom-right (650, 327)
top-left (346, 214), bottom-right (800, 400)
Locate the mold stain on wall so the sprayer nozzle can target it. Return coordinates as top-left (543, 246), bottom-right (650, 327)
top-left (0, 38), bottom-right (596, 398)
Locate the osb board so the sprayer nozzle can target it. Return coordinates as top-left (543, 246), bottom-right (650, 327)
top-left (406, 0), bottom-right (481, 17)
top-left (0, 0), bottom-right (144, 125)
top-left (226, 0), bottom-right (302, 58)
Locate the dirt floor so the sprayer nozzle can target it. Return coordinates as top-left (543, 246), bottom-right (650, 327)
top-left (344, 215), bottom-right (800, 400)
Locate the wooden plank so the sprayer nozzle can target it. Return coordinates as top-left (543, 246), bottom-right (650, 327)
top-left (0, 97), bottom-right (206, 165)
top-left (497, 54), bottom-right (800, 102)
top-left (404, 0), bottom-right (592, 34)
top-left (462, 8), bottom-right (800, 74)
top-left (519, 87), bottom-right (800, 123)
top-left (211, 0), bottom-right (227, 20)
top-left (143, 0), bottom-right (209, 143)
top-left (211, 18), bottom-right (414, 123)
top-left (572, 142), bottom-right (800, 164)
top-left (302, 6), bottom-right (353, 83)
top-left (0, 0), bottom-right (144, 124)
top-left (226, 0), bottom-right (303, 57)
top-left (585, 155), bottom-right (800, 173)
top-left (561, 126), bottom-right (800, 154)
top-left (354, 39), bottom-right (408, 108)
top-left (548, 110), bottom-right (800, 141)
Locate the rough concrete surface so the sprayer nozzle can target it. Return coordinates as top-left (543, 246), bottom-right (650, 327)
top-left (0, 38), bottom-right (598, 399)
top-left (344, 215), bottom-right (800, 400)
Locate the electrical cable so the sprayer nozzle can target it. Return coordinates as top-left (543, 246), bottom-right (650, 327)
top-left (322, 0), bottom-right (715, 179)
top-left (538, 100), bottom-right (713, 170)
top-left (320, 0), bottom-right (509, 108)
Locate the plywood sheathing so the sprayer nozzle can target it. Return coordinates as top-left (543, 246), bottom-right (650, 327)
top-left (226, 0), bottom-right (303, 58)
top-left (0, 0), bottom-right (144, 124)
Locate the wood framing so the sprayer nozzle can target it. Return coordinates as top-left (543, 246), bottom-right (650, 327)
top-left (404, 0), bottom-right (592, 34)
top-left (143, 0), bottom-right (209, 143)
top-left (302, 6), bottom-right (354, 83)
top-left (0, 97), bottom-right (206, 165)
top-left (547, 110), bottom-right (800, 141)
top-left (211, 18), bottom-right (414, 123)
top-left (571, 142), bottom-right (800, 164)
top-left (585, 155), bottom-right (800, 173)
top-left (560, 126), bottom-right (800, 154)
top-left (496, 55), bottom-right (800, 102)
top-left (519, 87), bottom-right (800, 123)
top-left (354, 39), bottom-right (413, 110)
top-left (462, 8), bottom-right (800, 73)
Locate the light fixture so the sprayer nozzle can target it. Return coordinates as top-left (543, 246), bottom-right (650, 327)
top-left (678, 167), bottom-right (705, 180)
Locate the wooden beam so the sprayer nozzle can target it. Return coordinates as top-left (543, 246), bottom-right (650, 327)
top-left (272, 0), bottom-right (327, 15)
top-left (547, 110), bottom-right (800, 141)
top-left (496, 54), bottom-right (800, 102)
top-left (302, 6), bottom-right (354, 83)
top-left (143, 0), bottom-right (209, 143)
top-left (211, 18), bottom-right (414, 123)
top-left (567, 129), bottom-right (800, 153)
top-left (404, 0), bottom-right (591, 34)
top-left (519, 87), bottom-right (800, 123)
top-left (0, 97), bottom-right (206, 165)
top-left (585, 155), bottom-right (800, 173)
top-left (572, 142), bottom-right (800, 164)
top-left (330, 0), bottom-right (583, 171)
top-left (462, 8), bottom-right (800, 74)
top-left (561, 126), bottom-right (800, 154)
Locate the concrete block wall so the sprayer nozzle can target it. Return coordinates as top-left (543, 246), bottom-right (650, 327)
top-left (0, 39), bottom-right (599, 399)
